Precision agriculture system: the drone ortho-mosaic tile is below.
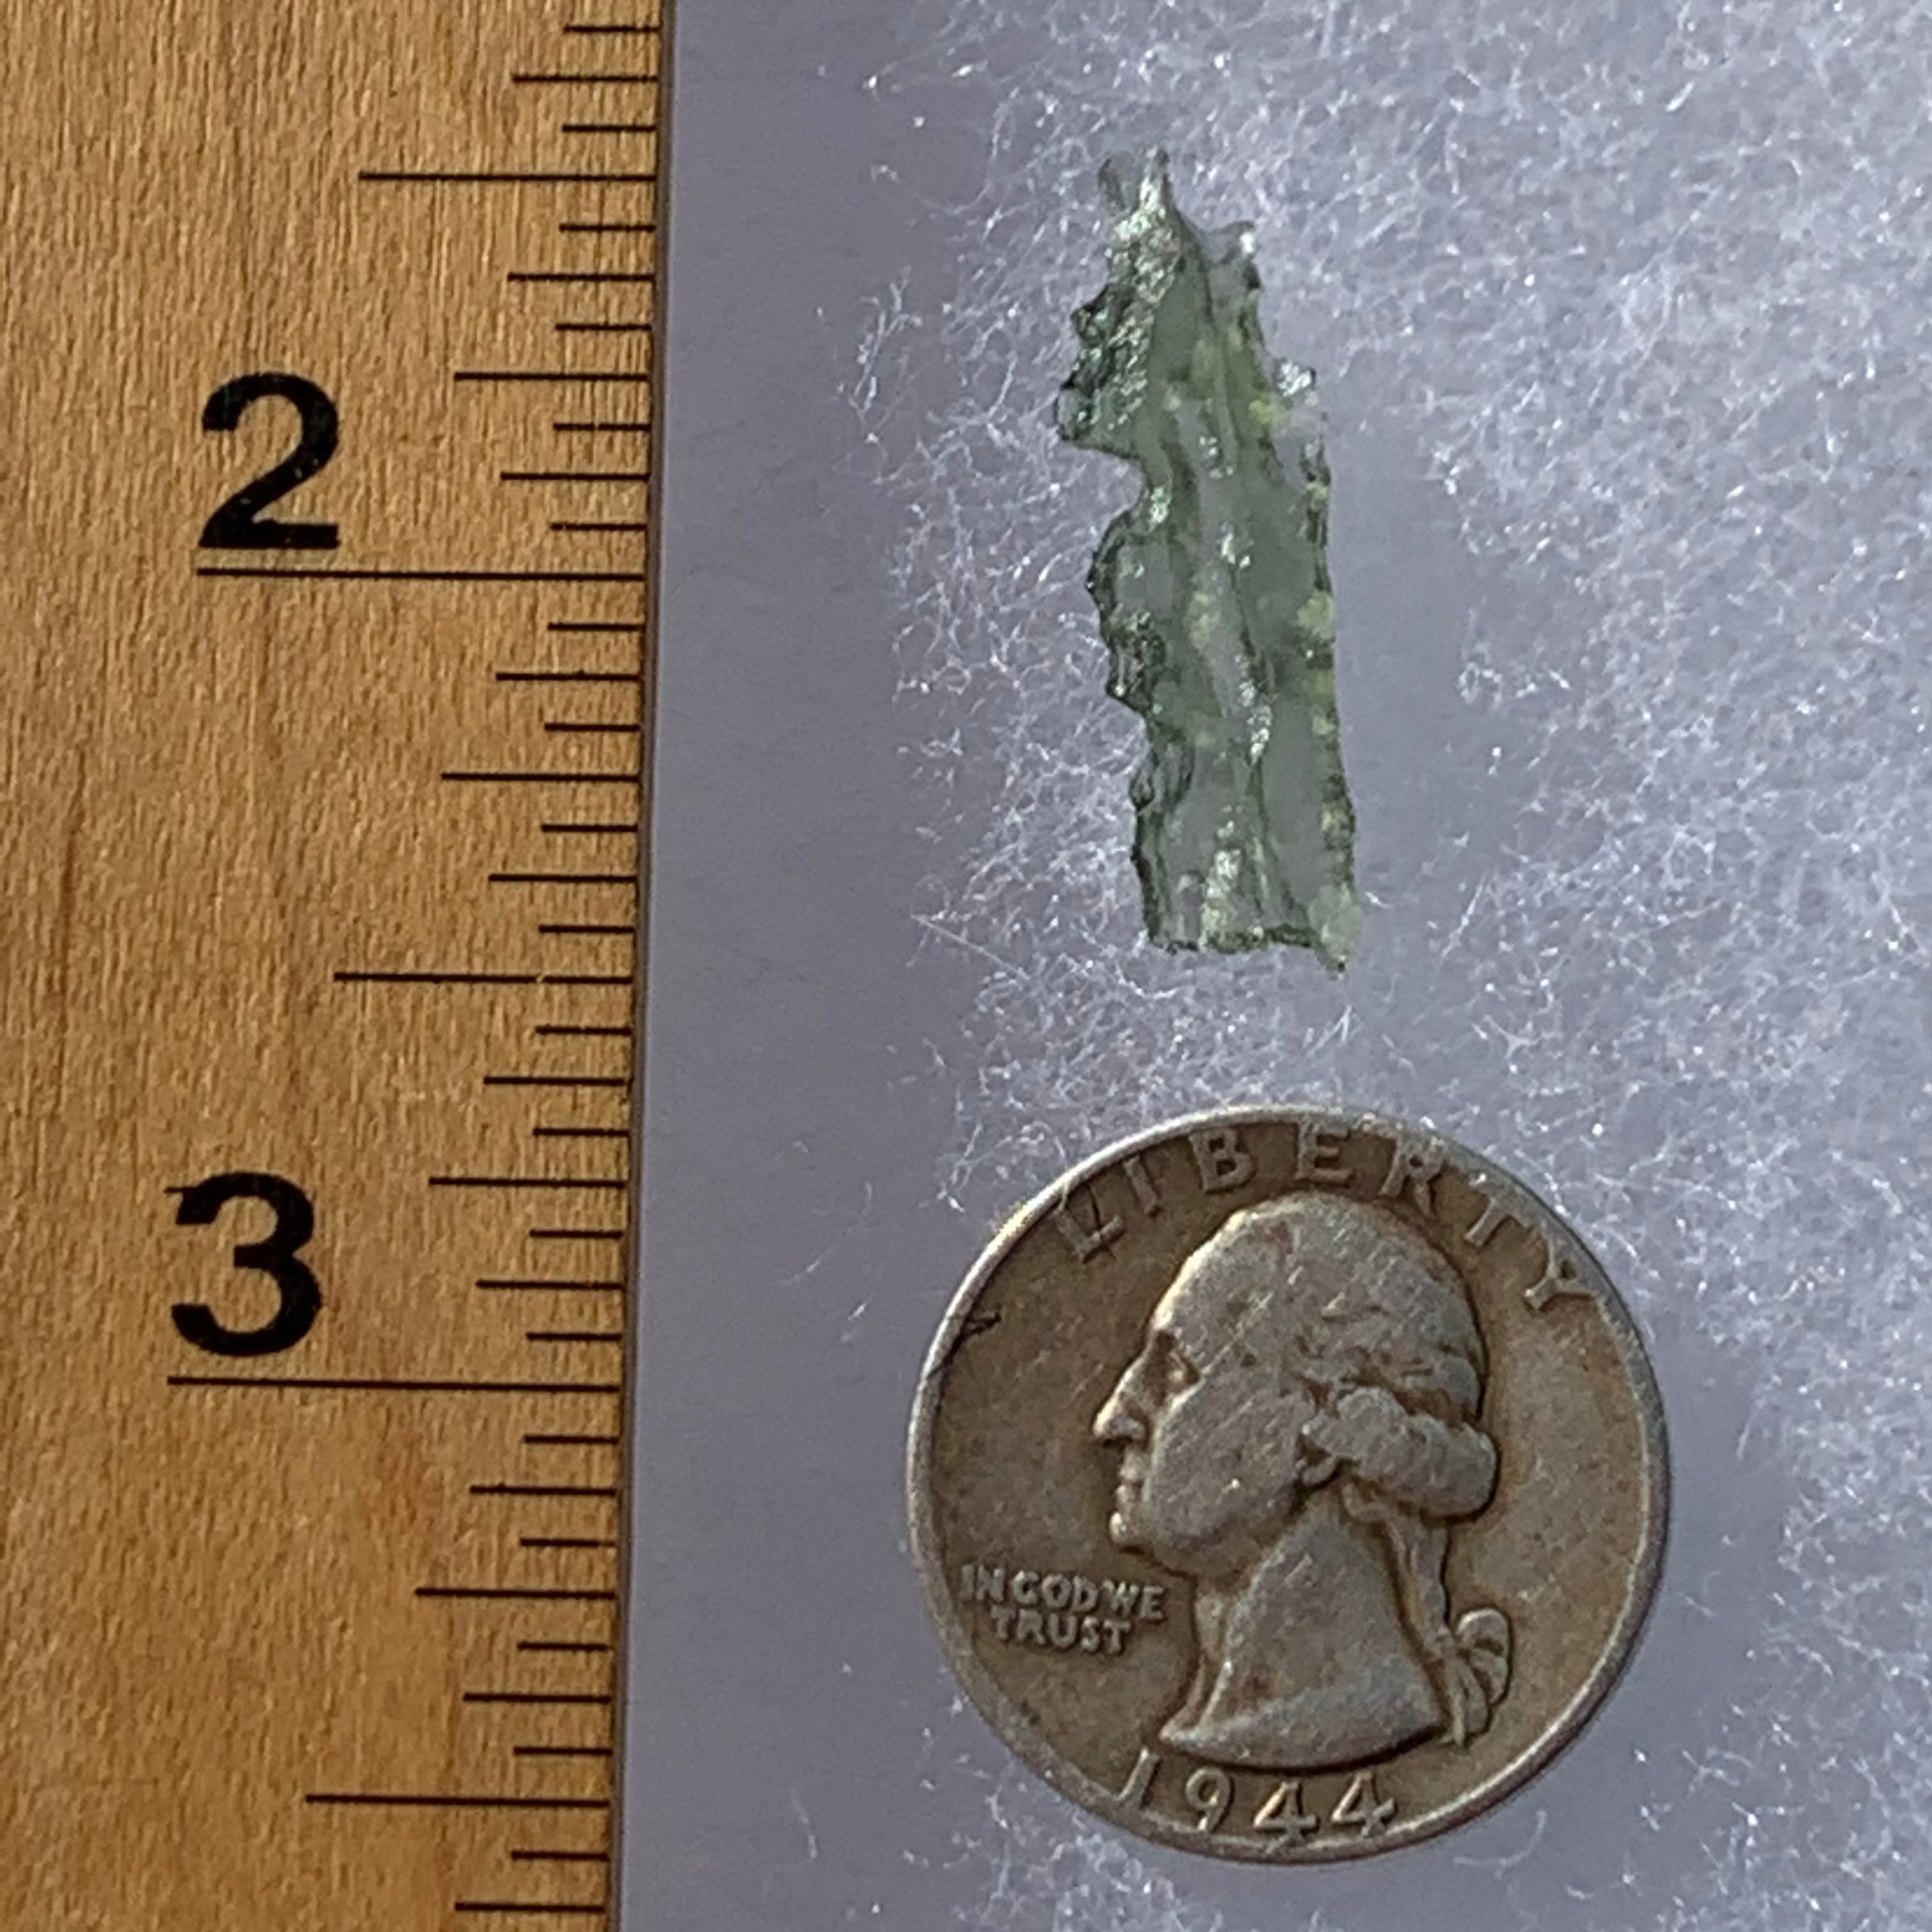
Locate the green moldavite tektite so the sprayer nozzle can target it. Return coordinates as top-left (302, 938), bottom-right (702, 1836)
top-left (1058, 152), bottom-right (1359, 969)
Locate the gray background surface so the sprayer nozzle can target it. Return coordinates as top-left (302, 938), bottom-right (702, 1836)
top-left (632, 3), bottom-right (1930, 1927)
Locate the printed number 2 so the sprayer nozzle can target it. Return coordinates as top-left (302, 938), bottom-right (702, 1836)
top-left (199, 372), bottom-right (341, 550)
top-left (171, 1171), bottom-right (322, 1357)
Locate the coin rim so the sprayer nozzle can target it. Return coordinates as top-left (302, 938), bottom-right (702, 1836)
top-left (906, 1103), bottom-right (1671, 1864)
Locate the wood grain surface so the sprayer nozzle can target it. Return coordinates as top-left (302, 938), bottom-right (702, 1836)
top-left (0, 3), bottom-right (665, 1924)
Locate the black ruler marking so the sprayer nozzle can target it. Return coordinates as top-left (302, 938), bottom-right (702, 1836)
top-left (168, 1376), bottom-right (620, 1394)
top-left (308, 1794), bottom-right (611, 1811)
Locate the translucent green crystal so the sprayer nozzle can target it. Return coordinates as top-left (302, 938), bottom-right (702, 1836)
top-left (1058, 151), bottom-right (1360, 970)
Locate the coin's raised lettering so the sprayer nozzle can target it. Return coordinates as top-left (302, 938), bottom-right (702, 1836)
top-left (1378, 1132), bottom-right (1445, 1216)
top-left (1463, 1189), bottom-right (1516, 1249)
top-left (1253, 1778), bottom-right (1319, 1845)
top-left (987, 1606), bottom-right (1125, 1653)
top-left (959, 1559), bottom-right (1160, 1658)
top-left (1190, 1125), bottom-right (1255, 1195)
top-left (1293, 1119), bottom-right (1352, 1185)
top-left (1184, 1765), bottom-right (1234, 1833)
top-left (1525, 1236), bottom-right (1591, 1311)
top-left (963, 1562), bottom-right (1005, 1604)
top-left (1119, 1747), bottom-right (1160, 1806)
top-left (1331, 1772), bottom-right (1396, 1839)
top-left (1053, 1188), bottom-right (1125, 1261)
top-left (1124, 1154), bottom-right (1162, 1216)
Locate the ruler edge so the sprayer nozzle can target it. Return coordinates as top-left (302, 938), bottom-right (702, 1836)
top-left (607, 0), bottom-right (677, 1924)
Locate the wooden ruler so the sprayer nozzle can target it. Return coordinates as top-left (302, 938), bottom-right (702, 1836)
top-left (0, 3), bottom-right (667, 1925)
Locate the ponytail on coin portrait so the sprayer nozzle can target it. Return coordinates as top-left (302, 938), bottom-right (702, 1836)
top-left (1297, 1323), bottom-right (1513, 1748)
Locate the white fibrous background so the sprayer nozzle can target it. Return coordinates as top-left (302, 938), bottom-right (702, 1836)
top-left (855, 1), bottom-right (1932, 1927)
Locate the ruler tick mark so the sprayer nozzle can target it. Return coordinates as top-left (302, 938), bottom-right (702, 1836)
top-left (456, 371), bottom-right (650, 387)
top-left (336, 970), bottom-right (539, 986)
top-left (513, 272), bottom-right (654, 285)
top-left (169, 1375), bottom-right (617, 1394)
top-left (419, 1587), bottom-right (618, 1603)
top-left (337, 968), bottom-right (631, 988)
top-left (503, 679), bottom-right (639, 691)
top-left (199, 564), bottom-right (646, 584)
top-left (308, 1794), bottom-right (610, 1812)
top-left (431, 1178), bottom-right (629, 1192)
top-left (477, 1278), bottom-right (626, 1292)
top-left (484, 1074), bottom-right (630, 1088)
top-left (453, 1905), bottom-right (609, 1919)
top-left (473, 1483), bottom-right (621, 1497)
top-left (513, 70), bottom-right (656, 84)
top-left (456, 760), bottom-right (640, 782)
top-left (361, 168), bottom-right (652, 184)
top-left (464, 1691), bottom-right (614, 1706)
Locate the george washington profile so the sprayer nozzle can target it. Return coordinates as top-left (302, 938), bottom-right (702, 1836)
top-left (1092, 1193), bottom-right (1512, 1770)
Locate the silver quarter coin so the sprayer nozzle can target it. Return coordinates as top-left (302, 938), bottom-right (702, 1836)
top-left (908, 1106), bottom-right (1669, 1862)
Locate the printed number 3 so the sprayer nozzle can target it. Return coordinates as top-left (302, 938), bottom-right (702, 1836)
top-left (171, 1171), bottom-right (322, 1357)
